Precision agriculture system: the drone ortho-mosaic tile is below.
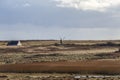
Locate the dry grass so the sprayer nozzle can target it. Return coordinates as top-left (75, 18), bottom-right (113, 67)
top-left (0, 40), bottom-right (119, 64)
top-left (1, 73), bottom-right (120, 80)
top-left (0, 40), bottom-right (120, 80)
top-left (55, 48), bottom-right (118, 55)
top-left (1, 60), bottom-right (120, 75)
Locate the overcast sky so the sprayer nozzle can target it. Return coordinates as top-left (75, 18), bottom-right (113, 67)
top-left (1, 0), bottom-right (120, 40)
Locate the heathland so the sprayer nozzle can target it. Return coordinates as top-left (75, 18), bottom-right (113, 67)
top-left (0, 40), bottom-right (120, 80)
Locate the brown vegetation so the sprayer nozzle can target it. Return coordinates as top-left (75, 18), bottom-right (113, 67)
top-left (0, 60), bottom-right (120, 75)
top-left (1, 40), bottom-right (120, 80)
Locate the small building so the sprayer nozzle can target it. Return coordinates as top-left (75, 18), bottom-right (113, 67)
top-left (7, 41), bottom-right (22, 46)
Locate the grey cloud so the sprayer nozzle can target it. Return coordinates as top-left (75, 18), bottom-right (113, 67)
top-left (1, 0), bottom-right (120, 40)
top-left (0, 0), bottom-right (120, 28)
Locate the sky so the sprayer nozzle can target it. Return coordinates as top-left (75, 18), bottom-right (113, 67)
top-left (1, 0), bottom-right (120, 40)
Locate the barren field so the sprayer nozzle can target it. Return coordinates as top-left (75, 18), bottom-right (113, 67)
top-left (0, 40), bottom-right (120, 80)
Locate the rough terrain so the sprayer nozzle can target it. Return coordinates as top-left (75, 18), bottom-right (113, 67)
top-left (0, 40), bottom-right (120, 80)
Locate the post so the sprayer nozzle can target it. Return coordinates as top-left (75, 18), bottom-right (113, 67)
top-left (60, 38), bottom-right (63, 45)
